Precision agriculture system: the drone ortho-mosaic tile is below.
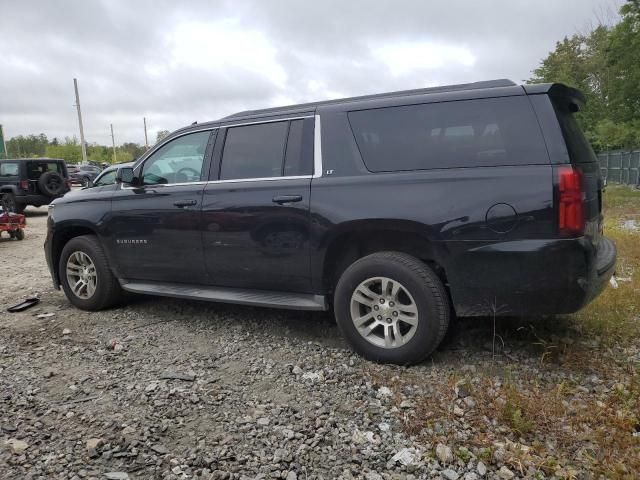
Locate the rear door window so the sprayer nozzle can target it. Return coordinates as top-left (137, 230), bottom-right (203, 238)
top-left (220, 121), bottom-right (289, 180)
top-left (348, 96), bottom-right (548, 171)
top-left (0, 162), bottom-right (19, 176)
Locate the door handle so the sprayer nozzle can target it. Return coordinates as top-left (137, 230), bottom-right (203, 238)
top-left (173, 199), bottom-right (197, 208)
top-left (272, 195), bottom-right (303, 205)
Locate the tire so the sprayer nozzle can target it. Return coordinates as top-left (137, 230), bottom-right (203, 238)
top-left (82, 176), bottom-right (90, 188)
top-left (1, 193), bottom-right (25, 214)
top-left (334, 251), bottom-right (450, 365)
top-left (38, 171), bottom-right (65, 196)
top-left (59, 235), bottom-right (122, 310)
top-left (13, 229), bottom-right (25, 241)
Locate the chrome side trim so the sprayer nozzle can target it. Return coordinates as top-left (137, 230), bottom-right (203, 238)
top-left (207, 175), bottom-right (312, 185)
top-left (121, 181), bottom-right (208, 190)
top-left (121, 176), bottom-right (312, 190)
top-left (313, 114), bottom-right (323, 178)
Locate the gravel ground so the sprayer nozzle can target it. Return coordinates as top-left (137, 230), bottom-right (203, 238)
top-left (1, 206), bottom-right (638, 479)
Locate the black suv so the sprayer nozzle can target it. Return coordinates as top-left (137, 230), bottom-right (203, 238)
top-left (45, 80), bottom-right (616, 364)
top-left (1, 158), bottom-right (70, 213)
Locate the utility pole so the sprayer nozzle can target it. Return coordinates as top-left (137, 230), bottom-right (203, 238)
top-left (73, 78), bottom-right (88, 163)
top-left (143, 117), bottom-right (149, 149)
top-left (110, 124), bottom-right (117, 164)
top-left (0, 124), bottom-right (7, 159)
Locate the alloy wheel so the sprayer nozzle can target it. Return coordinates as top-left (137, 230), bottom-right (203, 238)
top-left (350, 276), bottom-right (419, 349)
top-left (66, 251), bottom-right (98, 299)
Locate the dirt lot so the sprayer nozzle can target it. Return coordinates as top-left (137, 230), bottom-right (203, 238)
top-left (1, 188), bottom-right (639, 480)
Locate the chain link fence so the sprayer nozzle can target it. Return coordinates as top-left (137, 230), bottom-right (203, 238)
top-left (597, 150), bottom-right (640, 186)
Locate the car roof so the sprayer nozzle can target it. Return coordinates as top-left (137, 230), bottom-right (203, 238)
top-left (0, 157), bottom-right (65, 162)
top-left (169, 79), bottom-right (524, 135)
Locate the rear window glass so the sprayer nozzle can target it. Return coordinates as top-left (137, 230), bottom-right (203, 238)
top-left (0, 162), bottom-right (19, 176)
top-left (553, 106), bottom-right (598, 164)
top-left (348, 96), bottom-right (548, 172)
top-left (26, 161), bottom-right (64, 179)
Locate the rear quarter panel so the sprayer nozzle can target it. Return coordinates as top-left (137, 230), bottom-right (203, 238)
top-left (310, 165), bottom-right (557, 315)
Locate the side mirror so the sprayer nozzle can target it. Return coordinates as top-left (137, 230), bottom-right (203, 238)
top-left (115, 167), bottom-right (139, 186)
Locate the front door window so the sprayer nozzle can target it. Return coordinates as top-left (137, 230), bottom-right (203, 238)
top-left (142, 131), bottom-right (211, 185)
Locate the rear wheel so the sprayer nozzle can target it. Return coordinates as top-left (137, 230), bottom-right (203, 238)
top-left (59, 235), bottom-right (122, 310)
top-left (334, 252), bottom-right (450, 364)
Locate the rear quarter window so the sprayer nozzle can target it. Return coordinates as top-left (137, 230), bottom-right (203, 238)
top-left (348, 96), bottom-right (549, 172)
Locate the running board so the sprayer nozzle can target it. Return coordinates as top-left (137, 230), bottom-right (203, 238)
top-left (120, 281), bottom-right (328, 311)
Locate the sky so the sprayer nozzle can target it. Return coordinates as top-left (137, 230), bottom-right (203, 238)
top-left (0, 0), bottom-right (621, 146)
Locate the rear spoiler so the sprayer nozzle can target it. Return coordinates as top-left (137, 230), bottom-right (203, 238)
top-left (523, 83), bottom-right (586, 112)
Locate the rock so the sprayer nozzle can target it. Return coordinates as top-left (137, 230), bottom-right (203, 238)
top-left (497, 466), bottom-right (514, 480)
top-left (399, 399), bottom-right (415, 409)
top-left (292, 365), bottom-right (303, 375)
top-left (36, 312), bottom-right (55, 319)
top-left (302, 371), bottom-right (323, 382)
top-left (453, 405), bottom-right (464, 416)
top-left (463, 473), bottom-right (479, 480)
top-left (377, 386), bottom-right (392, 397)
top-left (86, 438), bottom-right (104, 452)
top-left (1, 424), bottom-right (17, 433)
top-left (476, 461), bottom-right (487, 476)
top-left (5, 438), bottom-right (28, 454)
top-left (62, 328), bottom-right (71, 335)
top-left (121, 426), bottom-right (135, 435)
top-left (257, 417), bottom-right (270, 426)
top-left (391, 448), bottom-right (416, 466)
top-left (113, 343), bottom-right (124, 353)
top-left (44, 368), bottom-right (57, 378)
top-left (286, 473), bottom-right (298, 480)
top-left (436, 443), bottom-right (453, 464)
top-left (463, 396), bottom-right (476, 408)
top-left (145, 382), bottom-right (158, 392)
top-left (104, 473), bottom-right (129, 480)
top-left (151, 444), bottom-right (168, 454)
top-left (160, 372), bottom-right (195, 382)
top-left (442, 469), bottom-right (460, 480)
top-left (455, 381), bottom-right (470, 398)
top-left (365, 472), bottom-right (383, 480)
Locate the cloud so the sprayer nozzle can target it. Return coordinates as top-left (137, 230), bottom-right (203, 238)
top-left (0, 0), bottom-right (619, 144)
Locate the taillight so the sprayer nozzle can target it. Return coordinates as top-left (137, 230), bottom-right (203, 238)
top-left (20, 180), bottom-right (29, 190)
top-left (556, 166), bottom-right (584, 237)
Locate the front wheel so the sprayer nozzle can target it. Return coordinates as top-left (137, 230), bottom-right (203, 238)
top-left (334, 252), bottom-right (450, 365)
top-left (59, 235), bottom-right (122, 310)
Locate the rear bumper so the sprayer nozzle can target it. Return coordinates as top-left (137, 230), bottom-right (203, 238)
top-left (445, 236), bottom-right (616, 317)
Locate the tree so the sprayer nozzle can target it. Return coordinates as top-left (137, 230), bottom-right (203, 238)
top-left (156, 130), bottom-right (170, 143)
top-left (529, 0), bottom-right (640, 151)
top-left (6, 133), bottom-right (49, 157)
